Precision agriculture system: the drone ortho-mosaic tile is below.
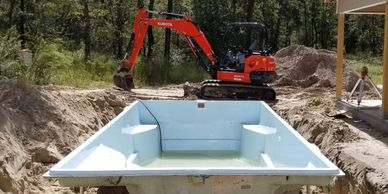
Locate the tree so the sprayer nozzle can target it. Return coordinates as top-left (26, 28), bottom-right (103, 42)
top-left (147, 0), bottom-right (155, 57)
top-left (164, 0), bottom-right (173, 61)
top-left (191, 0), bottom-right (234, 53)
top-left (6, 0), bottom-right (17, 29)
top-left (137, 0), bottom-right (144, 8)
top-left (245, 0), bottom-right (254, 49)
top-left (82, 0), bottom-right (91, 61)
top-left (19, 0), bottom-right (26, 49)
top-left (114, 0), bottom-right (126, 59)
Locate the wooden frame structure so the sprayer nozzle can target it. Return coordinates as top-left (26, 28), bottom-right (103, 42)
top-left (336, 0), bottom-right (388, 119)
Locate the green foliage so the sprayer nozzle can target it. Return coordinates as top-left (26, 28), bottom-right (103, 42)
top-left (346, 15), bottom-right (384, 55)
top-left (0, 0), bottom-right (386, 88)
top-left (0, 27), bottom-right (24, 79)
top-left (30, 40), bottom-right (73, 84)
top-left (29, 39), bottom-right (115, 88)
top-left (191, 0), bottom-right (338, 51)
top-left (346, 54), bottom-right (383, 85)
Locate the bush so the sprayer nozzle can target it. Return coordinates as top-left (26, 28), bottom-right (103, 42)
top-left (28, 39), bottom-right (116, 88)
top-left (30, 40), bottom-right (73, 84)
top-left (0, 27), bottom-right (24, 79)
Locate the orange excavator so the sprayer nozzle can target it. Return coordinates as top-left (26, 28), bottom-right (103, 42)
top-left (113, 9), bottom-right (277, 100)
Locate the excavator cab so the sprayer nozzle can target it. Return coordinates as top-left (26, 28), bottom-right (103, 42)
top-left (220, 22), bottom-right (269, 72)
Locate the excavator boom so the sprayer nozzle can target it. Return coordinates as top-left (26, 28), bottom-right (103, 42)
top-left (127, 9), bottom-right (216, 74)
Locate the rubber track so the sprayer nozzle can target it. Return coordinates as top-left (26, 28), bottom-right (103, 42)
top-left (200, 80), bottom-right (276, 101)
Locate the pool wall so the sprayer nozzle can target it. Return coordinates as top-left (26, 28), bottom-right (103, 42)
top-left (45, 100), bottom-right (343, 194)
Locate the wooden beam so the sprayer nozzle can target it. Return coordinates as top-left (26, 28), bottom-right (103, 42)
top-left (338, 0), bottom-right (385, 14)
top-left (350, 4), bottom-right (386, 14)
top-left (336, 14), bottom-right (345, 100)
top-left (383, 0), bottom-right (388, 119)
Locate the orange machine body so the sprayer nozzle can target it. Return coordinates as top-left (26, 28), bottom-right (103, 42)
top-left (217, 55), bottom-right (276, 83)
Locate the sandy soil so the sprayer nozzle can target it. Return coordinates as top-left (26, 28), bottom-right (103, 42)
top-left (273, 86), bottom-right (388, 194)
top-left (1, 45), bottom-right (387, 194)
top-left (1, 81), bottom-right (387, 194)
top-left (275, 45), bottom-right (360, 92)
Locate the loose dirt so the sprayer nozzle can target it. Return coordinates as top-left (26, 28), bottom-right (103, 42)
top-left (273, 86), bottom-right (388, 194)
top-left (275, 45), bottom-right (359, 91)
top-left (0, 80), bottom-right (138, 194)
top-left (1, 46), bottom-right (387, 194)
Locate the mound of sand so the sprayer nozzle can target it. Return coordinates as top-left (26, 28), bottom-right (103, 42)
top-left (275, 45), bottom-right (359, 91)
top-left (0, 80), bottom-right (134, 193)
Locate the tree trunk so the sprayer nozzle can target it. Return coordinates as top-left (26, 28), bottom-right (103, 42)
top-left (321, 4), bottom-right (328, 49)
top-left (286, 21), bottom-right (291, 46)
top-left (82, 0), bottom-right (91, 61)
top-left (273, 17), bottom-right (281, 50)
top-left (115, 0), bottom-right (125, 59)
top-left (232, 0), bottom-right (237, 16)
top-left (245, 0), bottom-right (255, 49)
top-left (311, 1), bottom-right (317, 48)
top-left (164, 0), bottom-right (173, 61)
top-left (7, 0), bottom-right (16, 28)
top-left (176, 33), bottom-right (179, 47)
top-left (147, 0), bottom-right (155, 57)
top-left (303, 0), bottom-right (309, 46)
top-left (137, 0), bottom-right (144, 8)
top-left (19, 0), bottom-right (26, 49)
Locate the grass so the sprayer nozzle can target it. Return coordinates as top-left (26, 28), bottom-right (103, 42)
top-left (346, 54), bottom-right (384, 85)
top-left (33, 53), bottom-right (209, 89)
top-left (51, 68), bottom-right (114, 89)
top-left (133, 55), bottom-right (210, 86)
top-left (22, 40), bottom-right (211, 88)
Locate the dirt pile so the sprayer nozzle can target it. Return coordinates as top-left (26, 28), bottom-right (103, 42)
top-left (275, 45), bottom-right (359, 91)
top-left (273, 87), bottom-right (388, 194)
top-left (0, 80), bottom-right (135, 194)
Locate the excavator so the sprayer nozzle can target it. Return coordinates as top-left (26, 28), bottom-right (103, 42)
top-left (113, 9), bottom-right (277, 100)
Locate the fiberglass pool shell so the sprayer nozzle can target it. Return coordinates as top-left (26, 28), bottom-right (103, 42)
top-left (45, 100), bottom-right (342, 177)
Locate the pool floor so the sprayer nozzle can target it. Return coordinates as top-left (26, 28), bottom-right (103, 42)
top-left (140, 151), bottom-right (265, 168)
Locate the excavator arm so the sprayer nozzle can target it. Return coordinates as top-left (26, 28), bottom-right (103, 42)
top-left (126, 9), bottom-right (217, 75)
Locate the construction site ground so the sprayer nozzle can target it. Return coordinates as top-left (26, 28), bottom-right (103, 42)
top-left (1, 45), bottom-right (387, 194)
top-left (0, 82), bottom-right (387, 194)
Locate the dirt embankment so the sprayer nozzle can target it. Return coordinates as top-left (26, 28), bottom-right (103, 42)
top-left (0, 80), bottom-right (137, 194)
top-left (273, 87), bottom-right (388, 194)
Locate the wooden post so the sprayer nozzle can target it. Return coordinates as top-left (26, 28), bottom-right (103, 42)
top-left (336, 14), bottom-right (345, 100)
top-left (383, 1), bottom-right (388, 119)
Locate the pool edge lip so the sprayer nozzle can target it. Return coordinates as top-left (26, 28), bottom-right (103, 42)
top-left (44, 167), bottom-right (344, 178)
top-left (44, 100), bottom-right (345, 180)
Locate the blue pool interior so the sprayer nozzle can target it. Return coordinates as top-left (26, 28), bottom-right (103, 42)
top-left (49, 100), bottom-right (341, 176)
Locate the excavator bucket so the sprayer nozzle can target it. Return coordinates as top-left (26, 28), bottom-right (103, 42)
top-left (113, 69), bottom-right (134, 91)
